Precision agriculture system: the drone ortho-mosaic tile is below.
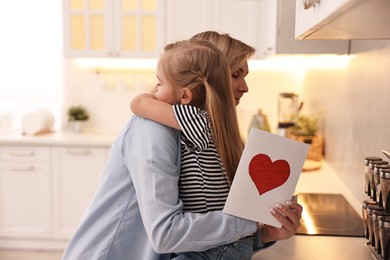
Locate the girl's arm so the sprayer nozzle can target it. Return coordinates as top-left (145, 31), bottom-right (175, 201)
top-left (130, 93), bottom-right (180, 130)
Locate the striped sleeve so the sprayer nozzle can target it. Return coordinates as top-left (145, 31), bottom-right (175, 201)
top-left (172, 105), bottom-right (211, 152)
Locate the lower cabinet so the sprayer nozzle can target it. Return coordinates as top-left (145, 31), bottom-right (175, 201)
top-left (52, 147), bottom-right (109, 238)
top-left (0, 144), bottom-right (110, 249)
top-left (0, 146), bottom-right (51, 238)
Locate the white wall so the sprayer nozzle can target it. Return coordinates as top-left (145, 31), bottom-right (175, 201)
top-left (0, 1), bottom-right (63, 131)
top-left (302, 40), bottom-right (390, 204)
top-left (62, 60), bottom-right (156, 134)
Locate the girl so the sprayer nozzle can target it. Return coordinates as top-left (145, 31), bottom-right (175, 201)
top-left (131, 39), bottom-right (253, 258)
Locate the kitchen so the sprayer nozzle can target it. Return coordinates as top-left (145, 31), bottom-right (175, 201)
top-left (0, 0), bottom-right (390, 259)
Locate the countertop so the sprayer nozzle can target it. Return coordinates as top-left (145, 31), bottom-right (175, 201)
top-left (0, 130), bottom-right (116, 147)
top-left (252, 235), bottom-right (373, 260)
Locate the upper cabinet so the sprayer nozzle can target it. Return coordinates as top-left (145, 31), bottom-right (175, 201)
top-left (295, 0), bottom-right (390, 40)
top-left (164, 0), bottom-right (348, 59)
top-left (63, 0), bottom-right (165, 58)
top-left (275, 0), bottom-right (348, 55)
top-left (164, 0), bottom-right (273, 59)
top-left (63, 0), bottom-right (358, 59)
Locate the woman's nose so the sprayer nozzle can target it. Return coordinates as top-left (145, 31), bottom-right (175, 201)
top-left (239, 81), bottom-right (249, 93)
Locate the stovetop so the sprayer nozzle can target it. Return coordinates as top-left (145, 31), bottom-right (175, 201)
top-left (296, 193), bottom-right (364, 237)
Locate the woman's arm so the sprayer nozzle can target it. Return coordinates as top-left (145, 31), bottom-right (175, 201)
top-left (130, 93), bottom-right (180, 130)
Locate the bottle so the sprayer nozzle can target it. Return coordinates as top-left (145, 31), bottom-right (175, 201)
top-left (381, 169), bottom-right (390, 213)
top-left (249, 109), bottom-right (271, 133)
top-left (364, 157), bottom-right (383, 195)
top-left (368, 204), bottom-right (384, 246)
top-left (363, 199), bottom-right (378, 239)
top-left (375, 164), bottom-right (390, 207)
top-left (379, 216), bottom-right (390, 259)
top-left (369, 161), bottom-right (389, 201)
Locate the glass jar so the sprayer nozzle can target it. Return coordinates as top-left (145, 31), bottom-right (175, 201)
top-left (381, 169), bottom-right (390, 213)
top-left (365, 157), bottom-right (383, 195)
top-left (369, 161), bottom-right (389, 201)
top-left (373, 209), bottom-right (390, 254)
top-left (368, 204), bottom-right (384, 246)
top-left (375, 165), bottom-right (390, 207)
top-left (363, 199), bottom-right (378, 239)
top-left (379, 215), bottom-right (390, 259)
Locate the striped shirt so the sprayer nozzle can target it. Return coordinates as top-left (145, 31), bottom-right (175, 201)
top-left (173, 105), bottom-right (230, 213)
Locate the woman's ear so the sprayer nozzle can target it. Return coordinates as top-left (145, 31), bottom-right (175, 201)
top-left (181, 88), bottom-right (193, 104)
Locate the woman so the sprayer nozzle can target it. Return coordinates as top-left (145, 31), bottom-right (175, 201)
top-left (191, 31), bottom-right (303, 245)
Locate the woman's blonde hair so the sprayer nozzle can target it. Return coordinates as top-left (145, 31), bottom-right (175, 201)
top-left (191, 31), bottom-right (256, 73)
top-left (159, 39), bottom-right (244, 182)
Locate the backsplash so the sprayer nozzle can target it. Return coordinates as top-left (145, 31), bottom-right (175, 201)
top-left (300, 40), bottom-right (390, 203)
top-left (63, 60), bottom-right (156, 134)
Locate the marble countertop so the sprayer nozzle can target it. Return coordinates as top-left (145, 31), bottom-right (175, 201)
top-left (252, 235), bottom-right (373, 260)
top-left (0, 130), bottom-right (117, 147)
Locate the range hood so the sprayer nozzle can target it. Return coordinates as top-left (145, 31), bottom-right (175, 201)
top-left (296, 0), bottom-right (390, 40)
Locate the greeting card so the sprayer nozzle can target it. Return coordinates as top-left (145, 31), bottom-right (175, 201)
top-left (223, 128), bottom-right (310, 228)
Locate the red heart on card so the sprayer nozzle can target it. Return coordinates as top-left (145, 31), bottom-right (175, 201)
top-left (249, 154), bottom-right (290, 196)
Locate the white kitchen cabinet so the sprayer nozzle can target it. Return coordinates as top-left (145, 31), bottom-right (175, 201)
top-left (295, 0), bottom-right (390, 40)
top-left (164, 0), bottom-right (347, 59)
top-left (0, 146), bottom-right (51, 238)
top-left (164, 0), bottom-right (275, 59)
top-left (295, 0), bottom-right (350, 39)
top-left (52, 146), bottom-right (109, 238)
top-left (0, 133), bottom-right (112, 249)
top-left (276, 0), bottom-right (348, 55)
top-left (63, 0), bottom-right (165, 58)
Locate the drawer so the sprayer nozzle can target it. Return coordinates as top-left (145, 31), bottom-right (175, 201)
top-left (0, 146), bottom-right (51, 161)
top-left (0, 161), bottom-right (50, 172)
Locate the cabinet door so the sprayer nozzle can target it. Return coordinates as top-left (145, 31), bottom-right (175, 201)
top-left (63, 0), bottom-right (109, 57)
top-left (164, 0), bottom-right (273, 59)
top-left (277, 0), bottom-right (348, 54)
top-left (0, 147), bottom-right (51, 238)
top-left (294, 0), bottom-right (350, 39)
top-left (115, 0), bottom-right (164, 58)
top-left (52, 146), bottom-right (109, 238)
top-left (165, 0), bottom-right (213, 43)
top-left (213, 0), bottom-right (276, 59)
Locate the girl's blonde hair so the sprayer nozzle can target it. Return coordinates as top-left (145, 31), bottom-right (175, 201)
top-left (191, 31), bottom-right (256, 73)
top-left (159, 39), bottom-right (244, 182)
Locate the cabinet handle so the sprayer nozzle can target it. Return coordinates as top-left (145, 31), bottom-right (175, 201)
top-left (303, 0), bottom-right (320, 9)
top-left (9, 165), bottom-right (35, 171)
top-left (10, 150), bottom-right (35, 157)
top-left (66, 149), bottom-right (91, 156)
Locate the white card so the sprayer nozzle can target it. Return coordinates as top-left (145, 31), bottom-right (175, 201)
top-left (223, 128), bottom-right (310, 228)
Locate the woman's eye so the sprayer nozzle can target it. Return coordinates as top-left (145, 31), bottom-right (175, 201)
top-left (231, 71), bottom-right (239, 78)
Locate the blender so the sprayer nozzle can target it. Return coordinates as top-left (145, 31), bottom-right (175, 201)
top-left (276, 92), bottom-right (302, 136)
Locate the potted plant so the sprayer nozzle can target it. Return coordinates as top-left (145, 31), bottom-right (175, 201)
top-left (67, 105), bottom-right (89, 132)
top-left (287, 112), bottom-right (323, 169)
top-left (290, 113), bottom-right (320, 137)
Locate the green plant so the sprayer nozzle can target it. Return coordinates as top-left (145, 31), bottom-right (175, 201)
top-left (67, 106), bottom-right (89, 121)
top-left (290, 112), bottom-right (320, 136)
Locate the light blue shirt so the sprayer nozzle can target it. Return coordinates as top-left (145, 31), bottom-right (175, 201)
top-left (62, 116), bottom-right (258, 260)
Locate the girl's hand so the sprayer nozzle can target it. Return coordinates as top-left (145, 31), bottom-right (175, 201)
top-left (260, 201), bottom-right (303, 243)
